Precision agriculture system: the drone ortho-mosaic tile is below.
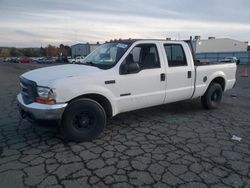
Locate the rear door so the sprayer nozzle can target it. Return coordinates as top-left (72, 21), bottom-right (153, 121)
top-left (163, 43), bottom-right (194, 103)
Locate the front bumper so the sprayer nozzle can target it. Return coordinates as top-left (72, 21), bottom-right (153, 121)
top-left (17, 94), bottom-right (67, 120)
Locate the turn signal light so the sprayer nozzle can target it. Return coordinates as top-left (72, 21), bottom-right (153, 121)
top-left (35, 98), bottom-right (56, 105)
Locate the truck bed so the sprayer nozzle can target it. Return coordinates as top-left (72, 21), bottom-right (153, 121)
top-left (192, 62), bottom-right (236, 98)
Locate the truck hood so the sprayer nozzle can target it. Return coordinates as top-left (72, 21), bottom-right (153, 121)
top-left (22, 64), bottom-right (100, 86)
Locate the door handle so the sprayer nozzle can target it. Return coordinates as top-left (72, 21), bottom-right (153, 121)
top-left (187, 71), bottom-right (192, 78)
top-left (160, 73), bottom-right (166, 81)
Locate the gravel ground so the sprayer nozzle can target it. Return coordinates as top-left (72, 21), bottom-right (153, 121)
top-left (0, 62), bottom-right (250, 188)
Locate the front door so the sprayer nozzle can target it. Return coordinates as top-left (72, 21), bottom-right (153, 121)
top-left (115, 43), bottom-right (166, 114)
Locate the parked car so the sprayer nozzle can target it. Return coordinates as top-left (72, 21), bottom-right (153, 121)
top-left (220, 57), bottom-right (240, 65)
top-left (17, 57), bottom-right (33, 63)
top-left (75, 56), bottom-right (85, 64)
top-left (17, 39), bottom-right (236, 141)
top-left (66, 56), bottom-right (72, 63)
top-left (36, 57), bottom-right (56, 64)
top-left (3, 57), bottom-right (19, 63)
top-left (67, 57), bottom-right (75, 64)
top-left (67, 56), bottom-right (85, 64)
top-left (3, 57), bottom-right (12, 62)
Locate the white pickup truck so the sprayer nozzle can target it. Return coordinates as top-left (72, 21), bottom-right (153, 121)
top-left (17, 39), bottom-right (236, 141)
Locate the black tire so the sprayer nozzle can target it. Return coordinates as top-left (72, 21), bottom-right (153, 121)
top-left (61, 98), bottom-right (106, 142)
top-left (201, 83), bottom-right (223, 110)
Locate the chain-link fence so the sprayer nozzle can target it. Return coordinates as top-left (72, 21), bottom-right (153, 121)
top-left (196, 51), bottom-right (250, 64)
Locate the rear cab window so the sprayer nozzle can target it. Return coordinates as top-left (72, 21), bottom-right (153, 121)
top-left (164, 44), bottom-right (187, 67)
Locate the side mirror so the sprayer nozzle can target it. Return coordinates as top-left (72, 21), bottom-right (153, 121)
top-left (120, 61), bottom-right (140, 75)
top-left (128, 62), bottom-right (140, 74)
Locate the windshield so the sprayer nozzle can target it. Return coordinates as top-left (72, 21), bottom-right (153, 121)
top-left (81, 42), bottom-right (131, 69)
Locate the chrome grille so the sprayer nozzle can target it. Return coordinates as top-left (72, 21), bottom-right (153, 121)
top-left (20, 77), bottom-right (37, 104)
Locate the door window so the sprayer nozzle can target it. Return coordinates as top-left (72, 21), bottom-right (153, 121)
top-left (164, 44), bottom-right (187, 67)
top-left (127, 44), bottom-right (160, 70)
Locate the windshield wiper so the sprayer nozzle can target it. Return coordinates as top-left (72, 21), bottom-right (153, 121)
top-left (80, 61), bottom-right (95, 66)
top-left (81, 61), bottom-right (102, 69)
top-left (80, 61), bottom-right (111, 70)
top-left (84, 61), bottom-right (94, 65)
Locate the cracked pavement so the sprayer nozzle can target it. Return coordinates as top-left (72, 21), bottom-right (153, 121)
top-left (0, 62), bottom-right (250, 188)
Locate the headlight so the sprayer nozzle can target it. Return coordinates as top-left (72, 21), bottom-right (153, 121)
top-left (37, 86), bottom-right (55, 99)
top-left (36, 86), bottom-right (56, 104)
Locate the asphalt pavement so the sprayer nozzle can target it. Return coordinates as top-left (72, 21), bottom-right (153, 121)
top-left (0, 62), bottom-right (250, 188)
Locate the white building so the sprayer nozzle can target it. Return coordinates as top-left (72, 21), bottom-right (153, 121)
top-left (90, 44), bottom-right (100, 52)
top-left (192, 37), bottom-right (248, 53)
top-left (71, 43), bottom-right (90, 58)
top-left (71, 43), bottom-right (101, 58)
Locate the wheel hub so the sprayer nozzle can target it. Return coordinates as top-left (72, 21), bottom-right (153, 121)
top-left (211, 90), bottom-right (220, 102)
top-left (79, 116), bottom-right (90, 128)
top-left (213, 93), bottom-right (217, 100)
top-left (73, 112), bottom-right (93, 130)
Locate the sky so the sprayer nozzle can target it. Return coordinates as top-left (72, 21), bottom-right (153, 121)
top-left (0, 0), bottom-right (250, 47)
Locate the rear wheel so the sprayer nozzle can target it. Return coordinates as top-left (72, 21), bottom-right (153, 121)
top-left (61, 98), bottom-right (106, 141)
top-left (201, 83), bottom-right (223, 109)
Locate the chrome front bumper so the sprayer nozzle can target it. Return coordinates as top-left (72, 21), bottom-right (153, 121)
top-left (17, 94), bottom-right (67, 120)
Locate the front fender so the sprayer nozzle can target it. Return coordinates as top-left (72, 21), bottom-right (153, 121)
top-left (52, 78), bottom-right (118, 116)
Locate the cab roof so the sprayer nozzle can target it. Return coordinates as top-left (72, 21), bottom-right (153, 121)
top-left (106, 39), bottom-right (188, 44)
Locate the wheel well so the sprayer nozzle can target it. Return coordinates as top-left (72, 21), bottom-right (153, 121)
top-left (68, 94), bottom-right (113, 118)
top-left (210, 77), bottom-right (225, 91)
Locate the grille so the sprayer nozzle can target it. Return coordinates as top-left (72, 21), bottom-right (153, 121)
top-left (20, 77), bottom-right (37, 104)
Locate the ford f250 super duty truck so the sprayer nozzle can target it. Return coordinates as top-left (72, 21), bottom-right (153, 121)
top-left (17, 39), bottom-right (236, 141)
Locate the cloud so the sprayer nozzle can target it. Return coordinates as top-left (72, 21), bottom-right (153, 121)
top-left (0, 0), bottom-right (249, 47)
top-left (14, 30), bottom-right (42, 37)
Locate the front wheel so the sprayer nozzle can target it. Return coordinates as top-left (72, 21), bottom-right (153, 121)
top-left (61, 98), bottom-right (106, 142)
top-left (201, 83), bottom-right (223, 109)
